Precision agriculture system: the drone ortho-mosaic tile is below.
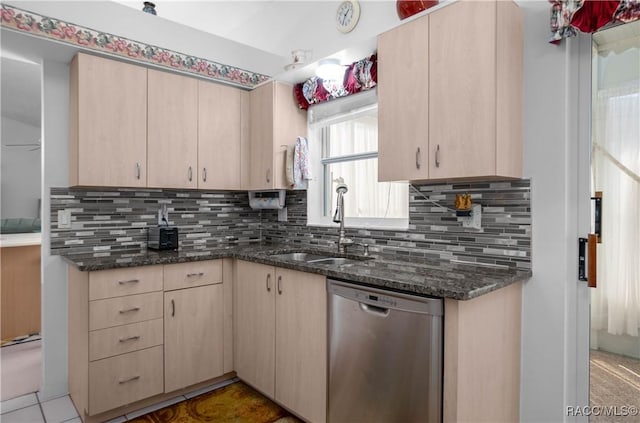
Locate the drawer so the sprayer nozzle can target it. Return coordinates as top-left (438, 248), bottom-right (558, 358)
top-left (89, 265), bottom-right (163, 300)
top-left (89, 318), bottom-right (163, 362)
top-left (89, 292), bottom-right (163, 331)
top-left (88, 345), bottom-right (163, 415)
top-left (163, 260), bottom-right (222, 291)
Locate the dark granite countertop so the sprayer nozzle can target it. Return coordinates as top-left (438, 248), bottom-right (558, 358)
top-left (61, 243), bottom-right (531, 300)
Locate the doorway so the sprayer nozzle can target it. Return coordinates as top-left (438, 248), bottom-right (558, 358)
top-left (0, 52), bottom-right (43, 402)
top-left (589, 20), bottom-right (640, 418)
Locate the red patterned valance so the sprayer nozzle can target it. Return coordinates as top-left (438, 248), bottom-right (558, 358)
top-left (293, 54), bottom-right (377, 110)
top-left (550, 0), bottom-right (640, 44)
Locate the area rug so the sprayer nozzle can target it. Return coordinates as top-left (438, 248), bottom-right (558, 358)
top-left (128, 381), bottom-right (301, 423)
top-left (590, 349), bottom-right (640, 423)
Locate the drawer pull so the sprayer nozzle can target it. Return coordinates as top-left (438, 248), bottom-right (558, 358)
top-left (118, 375), bottom-right (140, 384)
top-left (119, 335), bottom-right (141, 343)
top-left (186, 272), bottom-right (205, 278)
top-left (118, 279), bottom-right (140, 285)
top-left (119, 307), bottom-right (140, 314)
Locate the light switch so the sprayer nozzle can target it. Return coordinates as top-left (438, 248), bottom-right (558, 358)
top-left (58, 209), bottom-right (71, 229)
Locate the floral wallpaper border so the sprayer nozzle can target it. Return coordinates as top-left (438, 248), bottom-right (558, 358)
top-left (0, 4), bottom-right (271, 88)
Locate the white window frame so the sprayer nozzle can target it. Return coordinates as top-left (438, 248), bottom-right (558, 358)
top-left (306, 90), bottom-right (409, 230)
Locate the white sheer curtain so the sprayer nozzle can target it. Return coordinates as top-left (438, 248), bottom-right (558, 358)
top-left (592, 81), bottom-right (640, 337)
top-left (328, 119), bottom-right (407, 219)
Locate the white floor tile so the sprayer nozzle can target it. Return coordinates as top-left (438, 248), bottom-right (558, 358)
top-left (0, 404), bottom-right (45, 423)
top-left (184, 378), bottom-right (237, 399)
top-left (0, 393), bottom-right (38, 415)
top-left (102, 416), bottom-right (126, 423)
top-left (124, 396), bottom-right (186, 420)
top-left (0, 341), bottom-right (42, 401)
top-left (61, 418), bottom-right (82, 423)
top-left (41, 395), bottom-right (78, 423)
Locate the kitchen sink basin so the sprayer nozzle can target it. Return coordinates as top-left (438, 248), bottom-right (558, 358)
top-left (268, 252), bottom-right (331, 262)
top-left (306, 257), bottom-right (357, 266)
top-left (268, 252), bottom-right (370, 266)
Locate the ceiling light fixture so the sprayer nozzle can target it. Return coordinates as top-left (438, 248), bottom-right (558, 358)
top-left (315, 58), bottom-right (345, 81)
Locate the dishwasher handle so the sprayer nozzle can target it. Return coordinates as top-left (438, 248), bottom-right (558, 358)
top-left (359, 302), bottom-right (390, 317)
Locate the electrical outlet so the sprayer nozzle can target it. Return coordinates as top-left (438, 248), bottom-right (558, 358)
top-left (461, 204), bottom-right (482, 230)
top-left (58, 209), bottom-right (71, 229)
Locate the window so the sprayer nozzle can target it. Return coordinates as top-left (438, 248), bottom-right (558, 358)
top-left (307, 90), bottom-right (409, 229)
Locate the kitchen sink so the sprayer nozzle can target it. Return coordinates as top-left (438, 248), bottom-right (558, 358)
top-left (268, 251), bottom-right (369, 266)
top-left (306, 257), bottom-right (357, 266)
top-left (268, 252), bottom-right (331, 262)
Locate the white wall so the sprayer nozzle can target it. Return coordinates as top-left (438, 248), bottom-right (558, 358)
top-left (39, 59), bottom-right (70, 401)
top-left (518, 1), bottom-right (589, 421)
top-left (1, 117), bottom-right (41, 219)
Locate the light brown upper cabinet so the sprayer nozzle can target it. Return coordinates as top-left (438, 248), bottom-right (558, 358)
top-left (70, 53), bottom-right (148, 187)
top-left (378, 16), bottom-right (430, 182)
top-left (147, 69), bottom-right (199, 189)
top-left (378, 0), bottom-right (523, 183)
top-left (198, 81), bottom-right (247, 190)
top-left (248, 81), bottom-right (307, 191)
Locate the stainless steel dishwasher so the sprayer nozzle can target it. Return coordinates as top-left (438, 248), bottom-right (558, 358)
top-left (328, 279), bottom-right (443, 423)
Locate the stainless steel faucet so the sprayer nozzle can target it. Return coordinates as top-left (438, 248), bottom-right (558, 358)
top-left (333, 183), bottom-right (354, 254)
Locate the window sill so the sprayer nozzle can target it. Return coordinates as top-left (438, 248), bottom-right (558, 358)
top-left (306, 218), bottom-right (409, 231)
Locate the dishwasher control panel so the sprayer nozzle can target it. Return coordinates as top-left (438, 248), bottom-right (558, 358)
top-left (354, 291), bottom-right (398, 308)
top-left (327, 279), bottom-right (443, 316)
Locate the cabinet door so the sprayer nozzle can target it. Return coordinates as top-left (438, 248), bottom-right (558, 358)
top-left (198, 81), bottom-right (242, 190)
top-left (164, 284), bottom-right (224, 392)
top-left (234, 261), bottom-right (275, 397)
top-left (147, 69), bottom-right (198, 189)
top-left (71, 53), bottom-right (147, 187)
top-left (275, 268), bottom-right (327, 423)
top-left (377, 16), bottom-right (430, 182)
top-left (429, 1), bottom-right (497, 179)
top-left (248, 83), bottom-right (275, 190)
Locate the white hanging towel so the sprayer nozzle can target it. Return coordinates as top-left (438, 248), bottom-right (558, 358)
top-left (285, 146), bottom-right (295, 187)
top-left (293, 136), bottom-right (312, 189)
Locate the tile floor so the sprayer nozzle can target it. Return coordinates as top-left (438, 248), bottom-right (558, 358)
top-left (1, 338), bottom-right (42, 401)
top-left (0, 378), bottom-right (238, 423)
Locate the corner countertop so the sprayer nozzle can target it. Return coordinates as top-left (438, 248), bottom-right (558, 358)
top-left (61, 243), bottom-right (531, 301)
top-left (0, 232), bottom-right (42, 248)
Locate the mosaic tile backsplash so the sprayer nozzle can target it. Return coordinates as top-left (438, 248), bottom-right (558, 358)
top-left (50, 179), bottom-right (531, 268)
top-left (261, 180), bottom-right (531, 269)
top-left (49, 188), bottom-right (261, 255)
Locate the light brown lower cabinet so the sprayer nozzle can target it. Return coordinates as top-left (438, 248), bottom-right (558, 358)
top-left (69, 259), bottom-right (231, 422)
top-left (235, 260), bottom-right (327, 423)
top-left (164, 283), bottom-right (224, 392)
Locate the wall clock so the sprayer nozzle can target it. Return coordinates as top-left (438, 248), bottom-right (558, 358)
top-left (336, 1), bottom-right (361, 33)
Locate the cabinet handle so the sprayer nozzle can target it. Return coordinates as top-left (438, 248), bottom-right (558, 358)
top-left (277, 275), bottom-right (282, 295)
top-left (186, 272), bottom-right (204, 278)
top-left (266, 169), bottom-right (271, 183)
top-left (118, 375), bottom-right (140, 384)
top-left (119, 335), bottom-right (140, 343)
top-left (119, 307), bottom-right (140, 314)
top-left (416, 147), bottom-right (421, 170)
top-left (188, 166), bottom-right (193, 182)
top-left (203, 167), bottom-right (207, 183)
top-left (136, 162), bottom-right (141, 180)
top-left (171, 299), bottom-right (175, 317)
top-left (118, 279), bottom-right (140, 285)
top-left (266, 274), bottom-right (271, 292)
top-left (435, 145), bottom-right (441, 168)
